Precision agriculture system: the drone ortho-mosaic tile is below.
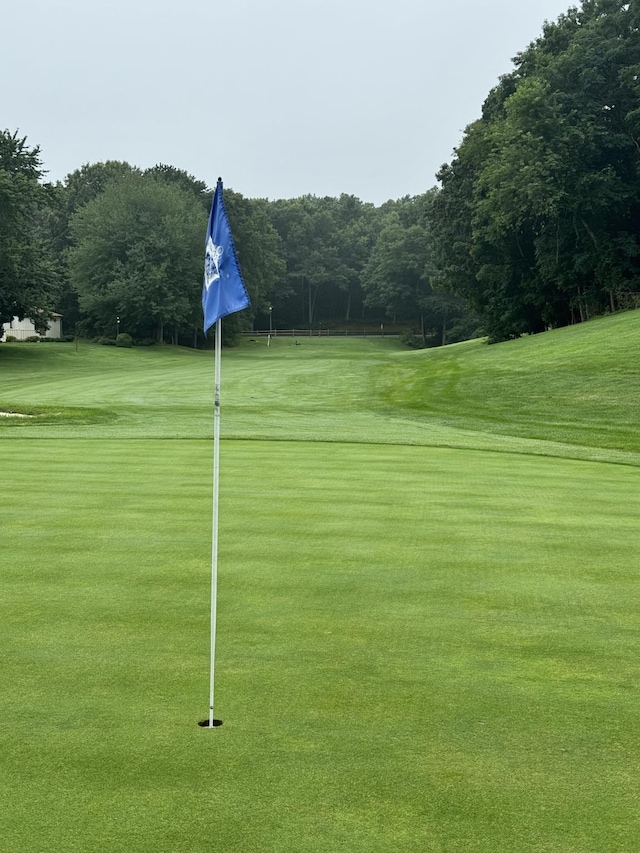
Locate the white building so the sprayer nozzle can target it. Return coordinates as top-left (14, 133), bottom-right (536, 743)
top-left (1, 313), bottom-right (63, 341)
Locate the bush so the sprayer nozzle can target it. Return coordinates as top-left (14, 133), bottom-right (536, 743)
top-left (4, 335), bottom-right (16, 342)
top-left (25, 336), bottom-right (40, 343)
top-left (98, 337), bottom-right (116, 346)
top-left (134, 337), bottom-right (156, 347)
top-left (63, 335), bottom-right (75, 343)
top-left (115, 333), bottom-right (133, 348)
top-left (399, 333), bottom-right (425, 349)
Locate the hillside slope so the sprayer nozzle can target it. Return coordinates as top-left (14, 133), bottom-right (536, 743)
top-left (378, 311), bottom-right (640, 455)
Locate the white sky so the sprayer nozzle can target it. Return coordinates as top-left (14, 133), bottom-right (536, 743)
top-left (1, 0), bottom-right (573, 204)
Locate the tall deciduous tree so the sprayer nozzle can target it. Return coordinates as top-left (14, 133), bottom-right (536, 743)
top-left (362, 191), bottom-right (474, 343)
top-left (43, 161), bottom-right (139, 333)
top-left (0, 130), bottom-right (59, 331)
top-left (432, 0), bottom-right (640, 341)
top-left (68, 173), bottom-right (206, 342)
top-left (267, 194), bottom-right (382, 326)
top-left (222, 188), bottom-right (287, 331)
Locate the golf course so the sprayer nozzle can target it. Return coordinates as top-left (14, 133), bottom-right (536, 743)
top-left (2, 310), bottom-right (639, 852)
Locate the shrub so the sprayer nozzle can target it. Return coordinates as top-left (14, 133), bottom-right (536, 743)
top-left (63, 335), bottom-right (75, 342)
top-left (399, 333), bottom-right (424, 349)
top-left (115, 333), bottom-right (133, 348)
top-left (25, 336), bottom-right (40, 343)
top-left (134, 337), bottom-right (156, 347)
top-left (4, 335), bottom-right (16, 342)
top-left (98, 337), bottom-right (116, 346)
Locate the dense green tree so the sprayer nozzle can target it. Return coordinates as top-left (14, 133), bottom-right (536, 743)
top-left (330, 195), bottom-right (381, 322)
top-left (63, 168), bottom-right (286, 346)
top-left (362, 198), bottom-right (431, 323)
top-left (268, 195), bottom-right (340, 325)
top-left (68, 173), bottom-right (206, 342)
top-left (223, 188), bottom-right (287, 323)
top-left (42, 161), bottom-right (140, 334)
top-left (63, 161), bottom-right (139, 214)
top-left (432, 0), bottom-right (640, 341)
top-left (0, 130), bottom-right (60, 331)
top-left (267, 194), bottom-right (383, 327)
top-left (144, 164), bottom-right (209, 210)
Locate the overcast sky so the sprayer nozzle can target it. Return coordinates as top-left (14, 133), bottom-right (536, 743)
top-left (2, 0), bottom-right (573, 205)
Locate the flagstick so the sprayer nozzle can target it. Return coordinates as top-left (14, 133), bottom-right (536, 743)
top-left (201, 176), bottom-right (250, 728)
top-left (208, 317), bottom-right (222, 727)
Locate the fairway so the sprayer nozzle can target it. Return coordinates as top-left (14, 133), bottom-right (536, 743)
top-left (1, 318), bottom-right (639, 852)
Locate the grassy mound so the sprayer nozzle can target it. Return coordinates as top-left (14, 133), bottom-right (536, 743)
top-left (378, 310), bottom-right (640, 454)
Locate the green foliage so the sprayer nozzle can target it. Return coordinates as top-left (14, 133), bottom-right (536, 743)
top-left (4, 335), bottom-right (16, 342)
top-left (398, 332), bottom-right (424, 349)
top-left (68, 172), bottom-right (206, 342)
top-left (362, 196), bottom-right (432, 322)
top-left (267, 194), bottom-right (382, 326)
top-left (221, 188), bottom-right (287, 335)
top-left (41, 161), bottom-right (140, 333)
top-left (362, 192), bottom-right (478, 343)
top-left (0, 130), bottom-right (60, 329)
top-left (432, 0), bottom-right (640, 340)
top-left (115, 332), bottom-right (133, 348)
top-left (144, 164), bottom-right (208, 209)
top-left (63, 160), bottom-right (139, 212)
top-left (59, 170), bottom-right (287, 347)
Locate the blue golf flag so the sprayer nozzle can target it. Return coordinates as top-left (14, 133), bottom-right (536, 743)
top-left (202, 179), bottom-right (250, 333)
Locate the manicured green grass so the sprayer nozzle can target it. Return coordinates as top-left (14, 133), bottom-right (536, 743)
top-left (2, 315), bottom-right (639, 462)
top-left (377, 310), bottom-right (640, 455)
top-left (1, 315), bottom-right (639, 851)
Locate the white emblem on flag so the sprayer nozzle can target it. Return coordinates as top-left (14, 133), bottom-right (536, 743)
top-left (204, 236), bottom-right (223, 290)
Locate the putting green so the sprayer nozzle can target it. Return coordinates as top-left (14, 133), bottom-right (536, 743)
top-left (1, 320), bottom-right (639, 851)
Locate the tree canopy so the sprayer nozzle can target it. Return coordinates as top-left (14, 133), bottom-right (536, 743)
top-left (68, 173), bottom-right (207, 342)
top-left (0, 130), bottom-right (60, 331)
top-left (431, 0), bottom-right (640, 340)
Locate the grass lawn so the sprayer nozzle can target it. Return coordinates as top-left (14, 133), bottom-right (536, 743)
top-left (1, 314), bottom-right (639, 851)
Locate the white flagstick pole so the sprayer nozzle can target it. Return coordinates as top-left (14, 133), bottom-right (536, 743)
top-left (209, 317), bottom-right (222, 727)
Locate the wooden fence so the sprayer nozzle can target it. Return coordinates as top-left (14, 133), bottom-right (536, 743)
top-left (243, 328), bottom-right (399, 338)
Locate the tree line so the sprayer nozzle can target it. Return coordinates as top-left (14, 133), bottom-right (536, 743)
top-left (432, 0), bottom-right (640, 340)
top-left (2, 0), bottom-right (638, 347)
top-left (0, 151), bottom-right (475, 347)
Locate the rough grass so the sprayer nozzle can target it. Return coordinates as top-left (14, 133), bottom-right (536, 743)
top-left (1, 315), bottom-right (639, 852)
